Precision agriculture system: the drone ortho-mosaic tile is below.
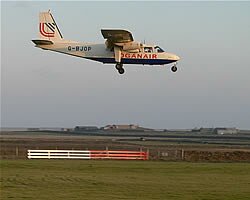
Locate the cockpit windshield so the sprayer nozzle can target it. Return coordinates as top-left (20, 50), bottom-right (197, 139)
top-left (154, 46), bottom-right (165, 53)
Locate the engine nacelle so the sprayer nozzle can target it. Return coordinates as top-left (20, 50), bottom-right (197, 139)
top-left (123, 42), bottom-right (141, 51)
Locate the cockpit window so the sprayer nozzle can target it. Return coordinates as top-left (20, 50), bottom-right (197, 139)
top-left (154, 46), bottom-right (164, 53)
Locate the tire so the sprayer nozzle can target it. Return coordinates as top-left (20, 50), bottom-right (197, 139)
top-left (115, 63), bottom-right (123, 70)
top-left (171, 66), bottom-right (177, 72)
top-left (118, 68), bottom-right (125, 74)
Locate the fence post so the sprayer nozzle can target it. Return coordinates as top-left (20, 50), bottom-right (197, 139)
top-left (147, 149), bottom-right (149, 160)
top-left (175, 149), bottom-right (178, 159)
top-left (16, 147), bottom-right (19, 158)
top-left (106, 146), bottom-right (109, 158)
top-left (181, 149), bottom-right (185, 160)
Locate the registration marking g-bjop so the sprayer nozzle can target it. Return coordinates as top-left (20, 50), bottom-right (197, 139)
top-left (68, 46), bottom-right (91, 51)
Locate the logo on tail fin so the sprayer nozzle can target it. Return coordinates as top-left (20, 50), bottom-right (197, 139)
top-left (39, 23), bottom-right (56, 37)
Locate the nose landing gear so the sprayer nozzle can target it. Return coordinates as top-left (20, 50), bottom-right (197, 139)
top-left (115, 63), bottom-right (125, 74)
top-left (171, 63), bottom-right (178, 72)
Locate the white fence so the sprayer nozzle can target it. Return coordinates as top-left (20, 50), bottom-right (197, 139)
top-left (27, 150), bottom-right (148, 160)
top-left (28, 150), bottom-right (91, 159)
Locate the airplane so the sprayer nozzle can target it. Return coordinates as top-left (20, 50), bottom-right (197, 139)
top-left (32, 11), bottom-right (180, 74)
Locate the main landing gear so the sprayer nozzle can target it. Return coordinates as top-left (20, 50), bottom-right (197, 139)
top-left (115, 63), bottom-right (125, 74)
top-left (171, 63), bottom-right (178, 72)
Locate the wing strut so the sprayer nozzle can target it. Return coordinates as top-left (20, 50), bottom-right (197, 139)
top-left (114, 46), bottom-right (122, 63)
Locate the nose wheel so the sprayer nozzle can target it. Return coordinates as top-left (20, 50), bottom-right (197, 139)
top-left (171, 63), bottom-right (178, 72)
top-left (115, 63), bottom-right (125, 74)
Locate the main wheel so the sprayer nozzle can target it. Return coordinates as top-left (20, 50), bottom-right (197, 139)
top-left (171, 65), bottom-right (177, 72)
top-left (118, 68), bottom-right (125, 74)
top-left (115, 63), bottom-right (123, 70)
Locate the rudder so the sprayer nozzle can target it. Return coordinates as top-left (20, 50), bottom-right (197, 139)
top-left (39, 11), bottom-right (63, 41)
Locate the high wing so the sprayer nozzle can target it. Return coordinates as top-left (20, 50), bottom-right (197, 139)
top-left (101, 29), bottom-right (141, 63)
top-left (101, 29), bottom-right (133, 45)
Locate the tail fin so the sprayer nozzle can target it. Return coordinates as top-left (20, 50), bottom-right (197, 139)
top-left (39, 10), bottom-right (63, 41)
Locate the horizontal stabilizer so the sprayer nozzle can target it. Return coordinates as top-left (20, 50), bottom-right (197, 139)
top-left (32, 39), bottom-right (54, 45)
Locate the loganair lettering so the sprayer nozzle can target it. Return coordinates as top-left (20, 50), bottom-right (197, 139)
top-left (33, 11), bottom-right (180, 75)
top-left (121, 53), bottom-right (157, 59)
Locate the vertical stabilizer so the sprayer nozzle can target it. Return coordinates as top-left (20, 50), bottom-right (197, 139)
top-left (39, 11), bottom-right (63, 41)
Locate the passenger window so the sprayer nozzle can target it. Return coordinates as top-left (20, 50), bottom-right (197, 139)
top-left (144, 47), bottom-right (153, 53)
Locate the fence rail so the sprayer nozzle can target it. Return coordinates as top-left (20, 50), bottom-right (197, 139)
top-left (27, 149), bottom-right (149, 160)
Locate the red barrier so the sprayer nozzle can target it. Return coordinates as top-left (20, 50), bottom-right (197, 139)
top-left (90, 150), bottom-right (148, 160)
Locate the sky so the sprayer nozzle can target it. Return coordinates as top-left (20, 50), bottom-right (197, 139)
top-left (1, 1), bottom-right (250, 129)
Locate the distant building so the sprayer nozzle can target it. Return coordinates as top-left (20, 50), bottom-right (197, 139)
top-left (191, 128), bottom-right (214, 134)
top-left (200, 128), bottom-right (214, 133)
top-left (191, 128), bottom-right (200, 133)
top-left (214, 128), bottom-right (238, 135)
top-left (103, 124), bottom-right (138, 130)
top-left (102, 124), bottom-right (153, 132)
top-left (74, 126), bottom-right (99, 132)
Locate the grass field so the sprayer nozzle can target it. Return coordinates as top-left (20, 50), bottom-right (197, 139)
top-left (1, 160), bottom-right (250, 200)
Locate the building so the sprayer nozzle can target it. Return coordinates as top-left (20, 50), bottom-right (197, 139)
top-left (74, 126), bottom-right (99, 132)
top-left (214, 127), bottom-right (238, 135)
top-left (102, 124), bottom-right (153, 132)
top-left (103, 124), bottom-right (138, 131)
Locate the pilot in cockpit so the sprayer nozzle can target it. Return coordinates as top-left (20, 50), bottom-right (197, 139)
top-left (154, 46), bottom-right (164, 53)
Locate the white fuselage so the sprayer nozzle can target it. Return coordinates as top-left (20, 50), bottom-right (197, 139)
top-left (36, 41), bottom-right (180, 65)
